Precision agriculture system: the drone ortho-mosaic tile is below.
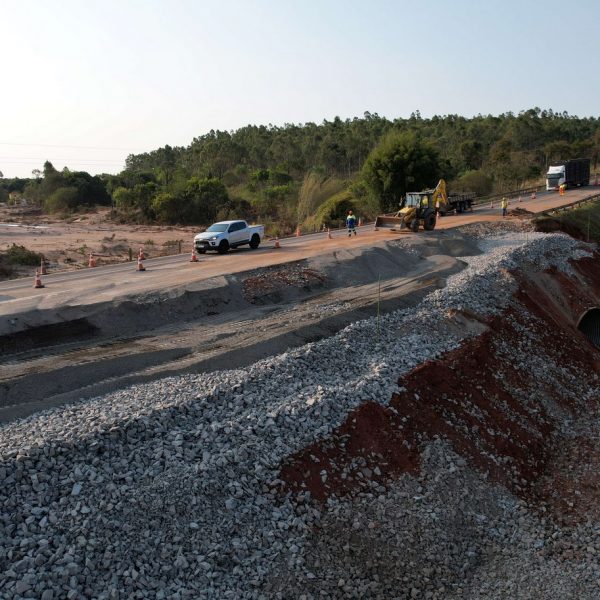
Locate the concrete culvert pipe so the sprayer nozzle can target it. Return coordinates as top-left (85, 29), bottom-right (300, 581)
top-left (577, 308), bottom-right (600, 349)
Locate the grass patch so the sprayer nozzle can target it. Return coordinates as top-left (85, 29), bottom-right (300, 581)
top-left (534, 198), bottom-right (600, 243)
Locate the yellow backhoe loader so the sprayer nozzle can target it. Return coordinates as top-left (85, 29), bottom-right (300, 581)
top-left (375, 180), bottom-right (448, 232)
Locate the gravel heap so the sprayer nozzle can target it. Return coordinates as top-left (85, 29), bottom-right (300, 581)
top-left (0, 231), bottom-right (595, 599)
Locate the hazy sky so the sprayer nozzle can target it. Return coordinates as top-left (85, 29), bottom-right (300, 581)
top-left (1, 0), bottom-right (598, 177)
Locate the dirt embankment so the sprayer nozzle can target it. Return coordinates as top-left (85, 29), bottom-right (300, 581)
top-left (280, 253), bottom-right (600, 525)
top-left (534, 198), bottom-right (600, 243)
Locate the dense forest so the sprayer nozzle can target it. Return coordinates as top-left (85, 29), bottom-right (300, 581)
top-left (1, 108), bottom-right (599, 234)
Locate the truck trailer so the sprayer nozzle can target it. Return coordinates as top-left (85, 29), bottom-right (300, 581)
top-left (546, 158), bottom-right (590, 190)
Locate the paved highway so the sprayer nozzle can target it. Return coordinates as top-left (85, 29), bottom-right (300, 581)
top-left (0, 187), bottom-right (597, 319)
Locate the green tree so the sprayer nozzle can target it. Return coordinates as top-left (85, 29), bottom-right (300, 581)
top-left (451, 170), bottom-right (493, 196)
top-left (151, 192), bottom-right (181, 223)
top-left (181, 177), bottom-right (229, 223)
top-left (151, 178), bottom-right (229, 224)
top-left (361, 131), bottom-right (440, 211)
top-left (44, 187), bottom-right (79, 213)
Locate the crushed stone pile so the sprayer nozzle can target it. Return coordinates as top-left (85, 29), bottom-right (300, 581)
top-left (0, 230), bottom-right (598, 599)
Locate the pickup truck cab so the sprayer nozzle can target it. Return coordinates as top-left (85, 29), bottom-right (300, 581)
top-left (194, 220), bottom-right (265, 254)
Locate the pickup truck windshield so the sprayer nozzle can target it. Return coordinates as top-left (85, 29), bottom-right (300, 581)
top-left (206, 224), bottom-right (228, 232)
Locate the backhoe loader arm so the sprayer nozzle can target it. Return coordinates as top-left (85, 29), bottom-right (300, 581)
top-left (432, 179), bottom-right (448, 208)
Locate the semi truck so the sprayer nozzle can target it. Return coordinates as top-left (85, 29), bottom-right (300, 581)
top-left (546, 158), bottom-right (590, 190)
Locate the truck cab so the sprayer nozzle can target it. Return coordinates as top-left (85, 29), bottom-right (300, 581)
top-left (546, 158), bottom-right (590, 190)
top-left (546, 165), bottom-right (565, 190)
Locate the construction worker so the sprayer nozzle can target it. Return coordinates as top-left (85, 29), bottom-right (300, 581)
top-left (501, 197), bottom-right (509, 218)
top-left (346, 210), bottom-right (357, 237)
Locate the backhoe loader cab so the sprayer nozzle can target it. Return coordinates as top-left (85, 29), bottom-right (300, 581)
top-left (399, 192), bottom-right (437, 232)
top-left (374, 180), bottom-right (446, 232)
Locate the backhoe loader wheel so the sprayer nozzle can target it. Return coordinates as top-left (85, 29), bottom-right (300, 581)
top-left (411, 219), bottom-right (419, 233)
top-left (423, 213), bottom-right (436, 231)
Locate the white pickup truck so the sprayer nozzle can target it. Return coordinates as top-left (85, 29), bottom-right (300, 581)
top-left (194, 220), bottom-right (265, 254)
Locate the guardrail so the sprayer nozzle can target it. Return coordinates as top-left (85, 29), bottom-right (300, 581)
top-left (473, 185), bottom-right (543, 206)
top-left (538, 192), bottom-right (600, 215)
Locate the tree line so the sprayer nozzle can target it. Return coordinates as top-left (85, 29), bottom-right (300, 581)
top-left (1, 108), bottom-right (599, 233)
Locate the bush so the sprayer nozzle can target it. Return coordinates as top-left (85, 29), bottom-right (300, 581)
top-left (314, 190), bottom-right (356, 228)
top-left (3, 244), bottom-right (43, 266)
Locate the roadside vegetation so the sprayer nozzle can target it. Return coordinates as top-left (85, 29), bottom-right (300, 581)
top-left (0, 244), bottom-right (43, 279)
top-left (534, 198), bottom-right (600, 243)
top-left (1, 108), bottom-right (599, 234)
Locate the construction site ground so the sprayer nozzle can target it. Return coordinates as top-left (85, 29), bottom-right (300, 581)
top-left (0, 188), bottom-right (599, 598)
top-left (0, 187), bottom-right (595, 423)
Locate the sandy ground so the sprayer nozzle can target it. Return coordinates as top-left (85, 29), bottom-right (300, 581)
top-left (0, 187), bottom-right (598, 318)
top-left (0, 187), bottom-right (597, 278)
top-left (0, 206), bottom-right (200, 272)
top-left (0, 235), bottom-right (473, 422)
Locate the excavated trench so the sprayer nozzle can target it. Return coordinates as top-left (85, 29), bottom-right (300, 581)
top-left (0, 234), bottom-right (480, 422)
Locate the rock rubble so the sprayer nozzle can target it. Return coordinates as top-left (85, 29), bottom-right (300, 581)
top-left (0, 230), bottom-right (597, 598)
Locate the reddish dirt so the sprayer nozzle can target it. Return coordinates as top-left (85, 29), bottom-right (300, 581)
top-left (508, 206), bottom-right (535, 218)
top-left (280, 253), bottom-right (600, 523)
top-left (242, 265), bottom-right (327, 303)
top-left (534, 217), bottom-right (587, 241)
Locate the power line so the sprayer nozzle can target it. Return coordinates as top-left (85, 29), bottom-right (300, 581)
top-left (0, 141), bottom-right (145, 151)
top-left (0, 157), bottom-right (126, 164)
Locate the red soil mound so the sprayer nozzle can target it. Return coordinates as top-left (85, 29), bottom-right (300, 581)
top-left (280, 253), bottom-right (600, 522)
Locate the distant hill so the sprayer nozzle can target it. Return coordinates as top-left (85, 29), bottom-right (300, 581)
top-left (2, 109), bottom-right (599, 234)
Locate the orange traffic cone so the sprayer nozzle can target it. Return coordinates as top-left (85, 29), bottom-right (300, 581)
top-left (274, 237), bottom-right (281, 249)
top-left (88, 253), bottom-right (97, 268)
top-left (327, 228), bottom-right (332, 239)
top-left (190, 248), bottom-right (198, 262)
top-left (138, 247), bottom-right (145, 260)
top-left (34, 270), bottom-right (44, 288)
top-left (518, 195), bottom-right (522, 203)
top-left (358, 218), bottom-right (363, 227)
top-left (40, 257), bottom-right (47, 275)
top-left (531, 190), bottom-right (536, 200)
top-left (295, 227), bottom-right (301, 237)
top-left (490, 200), bottom-right (494, 209)
top-left (137, 257), bottom-right (146, 271)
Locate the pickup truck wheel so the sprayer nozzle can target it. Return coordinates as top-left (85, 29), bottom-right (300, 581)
top-left (217, 240), bottom-right (230, 254)
top-left (249, 234), bottom-right (260, 249)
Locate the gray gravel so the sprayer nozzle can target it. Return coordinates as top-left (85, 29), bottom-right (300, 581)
top-left (0, 230), bottom-right (596, 598)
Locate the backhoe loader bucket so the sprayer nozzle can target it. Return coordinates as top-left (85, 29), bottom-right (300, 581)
top-left (374, 215), bottom-right (405, 230)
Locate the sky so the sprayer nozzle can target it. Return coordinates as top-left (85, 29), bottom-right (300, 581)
top-left (1, 0), bottom-right (598, 178)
